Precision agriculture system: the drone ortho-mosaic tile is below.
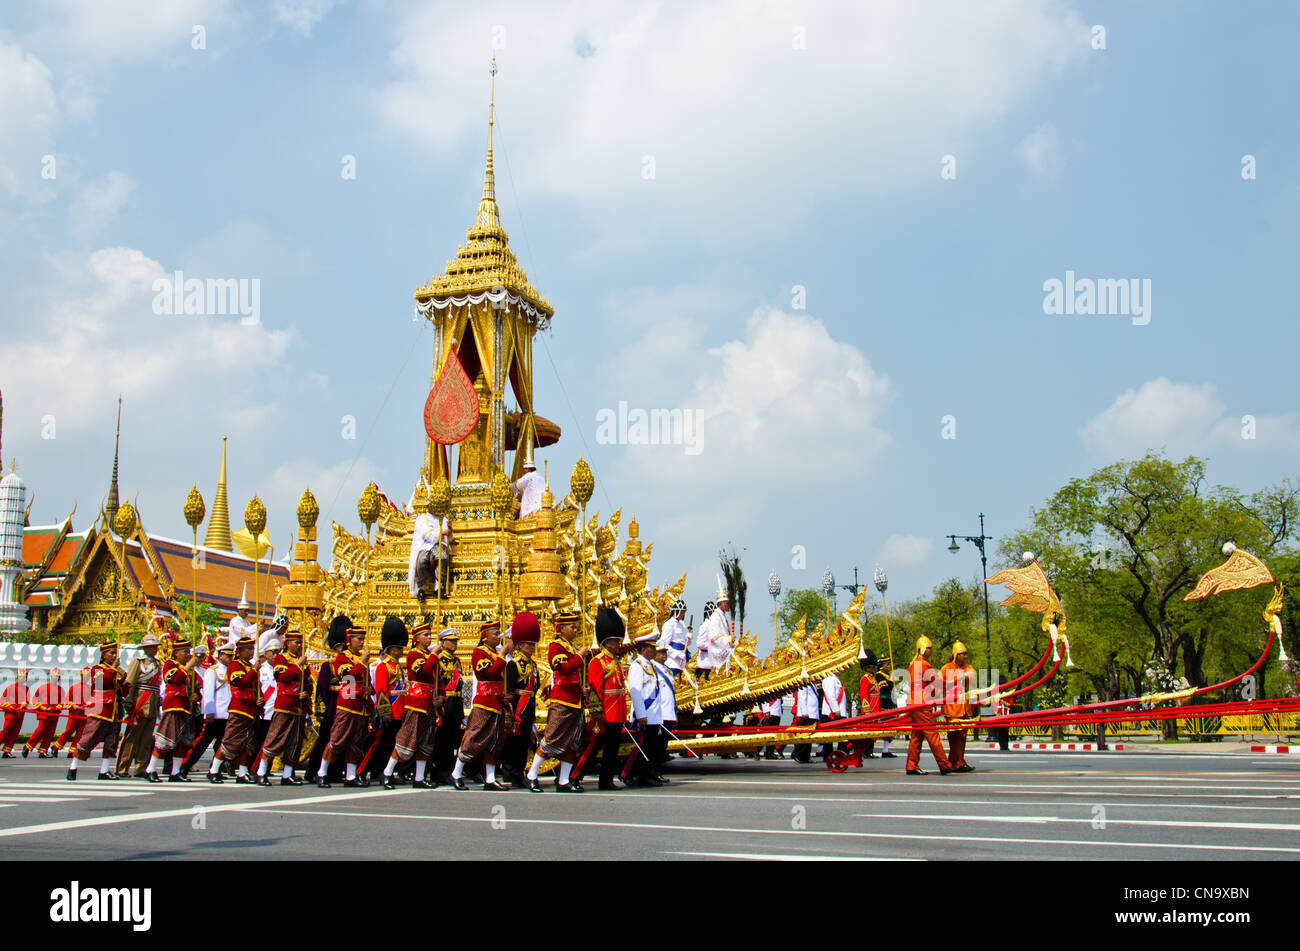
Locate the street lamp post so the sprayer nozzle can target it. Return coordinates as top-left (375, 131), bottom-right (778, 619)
top-left (947, 512), bottom-right (993, 715)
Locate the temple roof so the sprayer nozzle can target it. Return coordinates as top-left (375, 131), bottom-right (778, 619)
top-left (414, 59), bottom-right (553, 318)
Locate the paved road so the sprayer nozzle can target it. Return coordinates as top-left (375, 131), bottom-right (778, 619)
top-left (0, 748), bottom-right (1296, 860)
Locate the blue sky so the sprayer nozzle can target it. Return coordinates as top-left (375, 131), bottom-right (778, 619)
top-left (1, 1), bottom-right (1297, 650)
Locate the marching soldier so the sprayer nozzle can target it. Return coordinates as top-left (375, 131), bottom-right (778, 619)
top-left (316, 626), bottom-right (372, 788)
top-left (24, 668), bottom-right (62, 758)
top-left (208, 636), bottom-right (259, 783)
top-left (857, 650), bottom-right (895, 759)
top-left (587, 608), bottom-right (630, 791)
top-left (116, 632), bottom-right (163, 777)
top-left (146, 634), bottom-right (199, 782)
top-left (791, 682), bottom-right (819, 764)
top-left (906, 636), bottom-right (952, 775)
top-left (760, 694), bottom-right (784, 759)
top-left (502, 612), bottom-right (541, 787)
top-left (179, 642), bottom-right (233, 779)
top-left (381, 622), bottom-right (438, 790)
top-left (304, 615), bottom-right (351, 782)
top-left (67, 641), bottom-right (129, 781)
top-left (450, 620), bottom-right (513, 790)
top-left (652, 646), bottom-right (678, 768)
top-left (370, 617), bottom-right (409, 781)
top-left (53, 666), bottom-right (90, 757)
top-left (0, 668), bottom-right (29, 757)
top-left (256, 628), bottom-right (310, 786)
top-left (524, 611), bottom-right (591, 793)
top-left (431, 628), bottom-right (464, 782)
top-left (940, 641), bottom-right (977, 773)
top-left (625, 632), bottom-right (664, 788)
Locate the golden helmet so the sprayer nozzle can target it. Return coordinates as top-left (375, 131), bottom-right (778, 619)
top-left (916, 635), bottom-right (932, 654)
top-left (952, 640), bottom-right (968, 657)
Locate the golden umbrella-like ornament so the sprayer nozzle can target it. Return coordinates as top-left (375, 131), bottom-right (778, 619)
top-left (244, 495), bottom-right (267, 626)
top-left (357, 481), bottom-right (381, 636)
top-left (184, 485), bottom-right (206, 643)
top-left (296, 487), bottom-right (319, 638)
top-left (112, 500), bottom-right (138, 615)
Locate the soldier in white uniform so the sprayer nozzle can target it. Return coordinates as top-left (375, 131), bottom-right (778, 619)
top-left (513, 456), bottom-right (544, 518)
top-left (407, 482), bottom-right (452, 600)
top-left (227, 585), bottom-right (258, 648)
top-left (179, 642), bottom-right (233, 778)
top-left (652, 645), bottom-right (677, 767)
top-left (694, 600), bottom-right (717, 681)
top-left (761, 694), bottom-right (785, 759)
top-left (625, 633), bottom-right (664, 786)
top-left (657, 599), bottom-right (690, 677)
top-left (820, 671), bottom-right (848, 760)
top-left (791, 682), bottom-right (820, 764)
top-left (700, 580), bottom-right (734, 676)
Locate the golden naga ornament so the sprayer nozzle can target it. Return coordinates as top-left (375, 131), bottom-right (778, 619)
top-left (244, 494), bottom-right (267, 537)
top-left (297, 487), bottom-right (319, 529)
top-left (183, 484), bottom-right (205, 529)
top-left (489, 470), bottom-right (513, 516)
top-left (357, 481), bottom-right (381, 528)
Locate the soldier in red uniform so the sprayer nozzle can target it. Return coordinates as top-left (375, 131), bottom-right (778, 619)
top-left (905, 636), bottom-right (952, 776)
top-left (146, 635), bottom-right (199, 782)
top-left (256, 629), bottom-right (310, 786)
top-left (67, 641), bottom-right (129, 781)
top-left (381, 622), bottom-right (438, 790)
top-left (501, 611), bottom-right (541, 787)
top-left (24, 668), bottom-right (63, 757)
top-left (207, 635), bottom-right (259, 783)
top-left (0, 668), bottom-right (29, 757)
top-left (524, 612), bottom-right (592, 793)
top-left (369, 617), bottom-right (408, 782)
top-left (315, 627), bottom-right (372, 788)
top-left (430, 628), bottom-right (464, 782)
top-left (451, 620), bottom-right (513, 791)
top-left (939, 641), bottom-right (977, 773)
top-left (53, 667), bottom-right (90, 757)
top-left (586, 608), bottom-right (630, 791)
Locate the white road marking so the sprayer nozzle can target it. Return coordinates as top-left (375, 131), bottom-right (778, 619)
top-left (0, 796), bottom-right (80, 803)
top-left (241, 807), bottom-right (1300, 854)
top-left (597, 791), bottom-right (1300, 812)
top-left (856, 812), bottom-right (1300, 832)
top-left (664, 851), bottom-right (916, 861)
top-left (677, 778), bottom-right (1300, 792)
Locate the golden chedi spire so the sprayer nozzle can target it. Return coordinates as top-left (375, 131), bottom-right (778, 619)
top-left (519, 476), bottom-right (565, 603)
top-left (414, 53), bottom-right (552, 318)
top-left (203, 436), bottom-right (233, 551)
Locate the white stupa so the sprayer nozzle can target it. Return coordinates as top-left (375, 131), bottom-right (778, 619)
top-left (0, 464), bottom-right (32, 633)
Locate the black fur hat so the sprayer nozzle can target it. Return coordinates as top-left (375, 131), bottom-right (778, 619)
top-left (380, 616), bottom-right (409, 651)
top-left (327, 614), bottom-right (353, 650)
top-left (595, 606), bottom-right (624, 644)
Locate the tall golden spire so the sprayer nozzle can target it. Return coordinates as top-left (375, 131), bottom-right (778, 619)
top-left (476, 53), bottom-right (499, 231)
top-left (105, 396), bottom-right (122, 524)
top-left (203, 436), bottom-right (233, 551)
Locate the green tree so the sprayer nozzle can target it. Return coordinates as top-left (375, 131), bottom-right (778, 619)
top-left (777, 588), bottom-right (830, 645)
top-left (172, 594), bottom-right (226, 640)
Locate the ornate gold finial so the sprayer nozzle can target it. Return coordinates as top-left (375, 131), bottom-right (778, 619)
top-left (183, 484), bottom-right (205, 529)
top-left (296, 487), bottom-right (319, 529)
top-left (428, 475), bottom-right (452, 519)
top-left (112, 500), bottom-right (137, 538)
top-left (628, 512), bottom-right (638, 539)
top-left (357, 481), bottom-right (381, 529)
top-left (203, 437), bottom-right (233, 551)
top-left (571, 456), bottom-right (594, 505)
top-left (244, 494), bottom-right (267, 538)
top-left (489, 469), bottom-right (514, 517)
top-left (411, 477), bottom-right (430, 513)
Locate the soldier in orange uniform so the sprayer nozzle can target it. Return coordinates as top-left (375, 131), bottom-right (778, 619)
top-left (146, 635), bottom-right (199, 782)
top-left (53, 667), bottom-right (90, 757)
top-left (208, 636), bottom-right (259, 783)
top-left (587, 608), bottom-right (630, 791)
top-left (524, 612), bottom-right (592, 793)
top-left (257, 629), bottom-right (311, 786)
top-left (67, 642), bottom-right (129, 781)
top-left (939, 641), bottom-right (977, 773)
top-left (316, 627), bottom-right (373, 788)
top-left (905, 636), bottom-right (952, 776)
top-left (0, 668), bottom-right (29, 757)
top-left (369, 617), bottom-right (409, 782)
top-left (451, 620), bottom-right (513, 791)
top-left (381, 622), bottom-right (438, 790)
top-left (24, 668), bottom-right (63, 758)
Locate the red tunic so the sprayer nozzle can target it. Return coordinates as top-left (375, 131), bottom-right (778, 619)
top-left (160, 660), bottom-right (196, 715)
top-left (587, 649), bottom-right (628, 723)
top-left (547, 639), bottom-right (584, 709)
top-left (908, 656), bottom-right (938, 708)
top-left (404, 647), bottom-right (437, 715)
top-left (940, 661), bottom-right (977, 718)
top-left (63, 674), bottom-right (89, 714)
top-left (86, 664), bottom-right (125, 723)
top-left (226, 659), bottom-right (259, 720)
top-left (374, 657), bottom-right (406, 720)
top-left (471, 647), bottom-right (506, 714)
top-left (30, 682), bottom-right (60, 713)
top-left (332, 650), bottom-right (370, 716)
top-left (271, 652), bottom-right (307, 715)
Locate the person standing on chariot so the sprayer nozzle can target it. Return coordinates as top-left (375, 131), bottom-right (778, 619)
top-left (658, 599), bottom-right (690, 678)
top-left (698, 579), bottom-right (734, 678)
top-left (906, 636), bottom-right (952, 776)
top-left (694, 599), bottom-right (716, 681)
top-left (408, 481), bottom-right (452, 602)
top-left (513, 451), bottom-right (545, 519)
top-left (227, 584), bottom-right (258, 647)
top-left (940, 642), bottom-right (977, 773)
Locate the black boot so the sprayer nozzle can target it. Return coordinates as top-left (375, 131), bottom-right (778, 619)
top-left (526, 778), bottom-right (544, 793)
top-left (144, 771), bottom-right (162, 784)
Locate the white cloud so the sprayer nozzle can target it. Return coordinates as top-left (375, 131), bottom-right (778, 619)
top-left (1080, 378), bottom-right (1300, 458)
top-left (379, 1), bottom-right (1090, 247)
top-left (28, 0), bottom-right (237, 65)
top-left (875, 533), bottom-right (934, 569)
top-left (0, 41), bottom-right (61, 201)
top-left (273, 0), bottom-right (345, 36)
top-left (69, 170), bottom-right (135, 240)
top-left (1016, 124), bottom-right (1065, 180)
